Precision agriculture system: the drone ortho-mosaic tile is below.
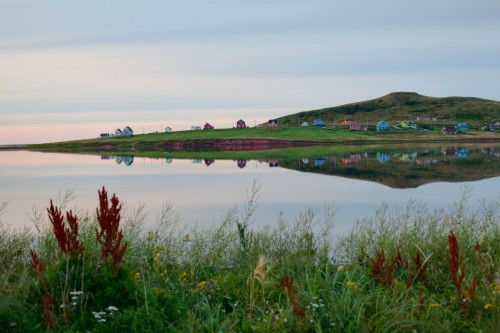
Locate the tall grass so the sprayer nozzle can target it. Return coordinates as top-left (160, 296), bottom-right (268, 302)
top-left (0, 185), bottom-right (499, 332)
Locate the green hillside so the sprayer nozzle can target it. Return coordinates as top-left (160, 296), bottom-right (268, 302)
top-left (277, 92), bottom-right (500, 127)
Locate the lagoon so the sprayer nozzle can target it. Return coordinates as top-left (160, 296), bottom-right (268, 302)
top-left (0, 144), bottom-right (499, 237)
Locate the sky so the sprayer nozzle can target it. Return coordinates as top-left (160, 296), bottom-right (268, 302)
top-left (1, 0), bottom-right (500, 144)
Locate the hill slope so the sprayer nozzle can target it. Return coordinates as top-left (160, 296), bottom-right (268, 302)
top-left (277, 92), bottom-right (500, 127)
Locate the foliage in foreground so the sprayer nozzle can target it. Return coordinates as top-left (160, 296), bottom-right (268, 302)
top-left (0, 185), bottom-right (499, 332)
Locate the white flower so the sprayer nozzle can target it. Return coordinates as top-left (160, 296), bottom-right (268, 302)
top-left (106, 306), bottom-right (118, 311)
top-left (312, 303), bottom-right (319, 308)
top-left (99, 318), bottom-right (106, 323)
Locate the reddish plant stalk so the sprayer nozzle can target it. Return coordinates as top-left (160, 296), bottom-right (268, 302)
top-left (30, 250), bottom-right (56, 330)
top-left (365, 249), bottom-right (394, 287)
top-left (413, 250), bottom-right (427, 284)
top-left (279, 274), bottom-right (305, 321)
top-left (95, 186), bottom-right (127, 272)
top-left (47, 200), bottom-right (84, 256)
top-left (447, 230), bottom-right (465, 303)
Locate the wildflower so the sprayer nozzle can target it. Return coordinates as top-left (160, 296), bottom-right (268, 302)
top-left (430, 303), bottom-right (442, 309)
top-left (484, 303), bottom-right (493, 310)
top-left (106, 306), bottom-right (118, 311)
top-left (197, 281), bottom-right (207, 288)
top-left (134, 272), bottom-right (141, 285)
top-left (312, 303), bottom-right (319, 308)
top-left (337, 266), bottom-right (345, 273)
top-left (345, 281), bottom-right (358, 288)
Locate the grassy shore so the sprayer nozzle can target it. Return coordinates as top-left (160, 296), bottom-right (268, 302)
top-left (1, 185), bottom-right (499, 332)
top-left (18, 126), bottom-right (500, 152)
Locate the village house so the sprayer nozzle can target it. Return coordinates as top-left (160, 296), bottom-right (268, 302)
top-left (203, 122), bottom-right (214, 130)
top-left (313, 119), bottom-right (326, 126)
top-left (456, 122), bottom-right (469, 131)
top-left (342, 120), bottom-right (355, 126)
top-left (301, 121), bottom-right (309, 127)
top-left (237, 160), bottom-right (247, 168)
top-left (164, 127), bottom-right (172, 133)
top-left (100, 133), bottom-right (110, 138)
top-left (491, 121), bottom-right (500, 131)
top-left (191, 125), bottom-right (202, 130)
top-left (236, 119), bottom-right (246, 128)
top-left (115, 128), bottom-right (122, 136)
top-left (376, 120), bottom-right (391, 131)
top-left (268, 119), bottom-right (278, 128)
top-left (122, 126), bottom-right (134, 137)
top-left (349, 122), bottom-right (361, 131)
top-left (400, 121), bottom-right (417, 129)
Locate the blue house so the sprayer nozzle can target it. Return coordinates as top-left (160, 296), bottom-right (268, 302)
top-left (456, 122), bottom-right (469, 131)
top-left (313, 119), bottom-right (326, 126)
top-left (376, 120), bottom-right (391, 131)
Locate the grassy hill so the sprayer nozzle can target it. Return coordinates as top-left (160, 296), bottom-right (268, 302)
top-left (276, 92), bottom-right (500, 127)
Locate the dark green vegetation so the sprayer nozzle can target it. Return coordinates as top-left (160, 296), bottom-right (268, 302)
top-left (1, 186), bottom-right (499, 332)
top-left (278, 92), bottom-right (500, 127)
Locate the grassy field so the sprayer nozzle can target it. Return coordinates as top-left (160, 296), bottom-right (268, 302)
top-left (1, 186), bottom-right (499, 332)
top-left (20, 126), bottom-right (500, 152)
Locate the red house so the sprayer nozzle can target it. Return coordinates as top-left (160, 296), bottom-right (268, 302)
top-left (236, 119), bottom-right (246, 128)
top-left (203, 122), bottom-right (214, 130)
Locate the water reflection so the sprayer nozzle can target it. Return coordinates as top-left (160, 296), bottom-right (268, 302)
top-left (98, 146), bottom-right (500, 189)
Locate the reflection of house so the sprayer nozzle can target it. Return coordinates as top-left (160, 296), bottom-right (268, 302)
top-left (268, 119), bottom-right (278, 128)
top-left (302, 158), bottom-right (309, 165)
top-left (376, 152), bottom-right (391, 163)
top-left (456, 122), bottom-right (468, 131)
top-left (490, 147), bottom-right (500, 158)
top-left (164, 127), bottom-right (172, 133)
top-left (313, 119), bottom-right (326, 126)
top-left (165, 158), bottom-right (173, 164)
top-left (301, 121), bottom-right (309, 127)
top-left (115, 129), bottom-right (122, 136)
top-left (314, 159), bottom-right (326, 167)
top-left (342, 120), bottom-right (354, 126)
top-left (376, 120), bottom-right (391, 131)
top-left (204, 159), bottom-right (214, 166)
top-left (203, 122), bottom-right (214, 130)
top-left (123, 126), bottom-right (134, 137)
top-left (237, 160), bottom-right (247, 168)
top-left (236, 119), bottom-right (246, 128)
top-left (269, 159), bottom-right (279, 167)
top-left (400, 152), bottom-right (417, 162)
top-left (192, 159), bottom-right (202, 163)
top-left (122, 156), bottom-right (134, 166)
top-left (442, 126), bottom-right (457, 134)
top-left (457, 149), bottom-right (469, 158)
top-left (442, 147), bottom-right (457, 155)
top-left (416, 159), bottom-right (438, 166)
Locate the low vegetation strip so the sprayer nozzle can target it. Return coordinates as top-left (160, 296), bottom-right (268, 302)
top-left (1, 186), bottom-right (499, 332)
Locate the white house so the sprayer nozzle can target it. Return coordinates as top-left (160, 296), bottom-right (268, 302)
top-left (301, 121), bottom-right (309, 127)
top-left (165, 127), bottom-right (172, 133)
top-left (115, 129), bottom-right (122, 136)
top-left (123, 126), bottom-right (134, 137)
top-left (191, 126), bottom-right (202, 130)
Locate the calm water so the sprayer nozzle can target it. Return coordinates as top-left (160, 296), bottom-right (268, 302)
top-left (0, 146), bottom-right (499, 237)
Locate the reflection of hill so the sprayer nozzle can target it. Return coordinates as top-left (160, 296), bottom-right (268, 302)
top-left (277, 147), bottom-right (500, 188)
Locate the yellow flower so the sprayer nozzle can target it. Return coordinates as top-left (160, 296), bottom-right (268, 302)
top-left (345, 281), bottom-right (358, 288)
top-left (484, 303), bottom-right (493, 310)
top-left (198, 281), bottom-right (207, 288)
top-left (493, 283), bottom-right (500, 295)
top-left (337, 266), bottom-right (345, 273)
top-left (430, 303), bottom-right (442, 309)
top-left (134, 272), bottom-right (141, 285)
